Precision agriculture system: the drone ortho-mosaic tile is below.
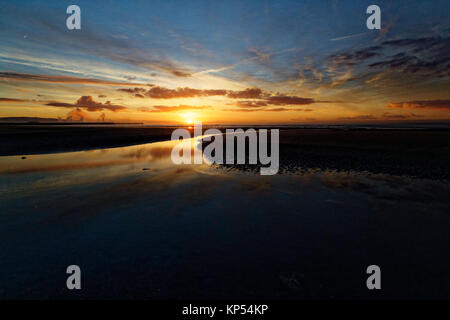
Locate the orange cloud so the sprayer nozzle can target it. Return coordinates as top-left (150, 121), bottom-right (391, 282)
top-left (223, 107), bottom-right (313, 112)
top-left (338, 115), bottom-right (378, 121)
top-left (138, 105), bottom-right (212, 113)
top-left (234, 100), bottom-right (268, 108)
top-left (64, 108), bottom-right (107, 122)
top-left (387, 99), bottom-right (450, 110)
top-left (65, 108), bottom-right (95, 121)
top-left (382, 112), bottom-right (423, 119)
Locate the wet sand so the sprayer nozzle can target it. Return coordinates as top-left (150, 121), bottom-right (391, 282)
top-left (213, 128), bottom-right (450, 180)
top-left (1, 131), bottom-right (450, 299)
top-left (1, 125), bottom-right (449, 180)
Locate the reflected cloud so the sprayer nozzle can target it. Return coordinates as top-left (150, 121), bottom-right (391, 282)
top-left (121, 146), bottom-right (174, 160)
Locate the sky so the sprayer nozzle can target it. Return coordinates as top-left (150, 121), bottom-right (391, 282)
top-left (0, 0), bottom-right (449, 124)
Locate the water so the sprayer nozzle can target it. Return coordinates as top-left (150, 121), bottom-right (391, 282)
top-left (1, 137), bottom-right (449, 299)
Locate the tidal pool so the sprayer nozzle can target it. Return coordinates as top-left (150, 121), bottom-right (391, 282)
top-left (1, 137), bottom-right (449, 299)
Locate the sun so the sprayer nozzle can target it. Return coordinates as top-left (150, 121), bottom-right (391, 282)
top-left (182, 112), bottom-right (197, 124)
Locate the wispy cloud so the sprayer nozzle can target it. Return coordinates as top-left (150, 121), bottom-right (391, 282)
top-left (0, 72), bottom-right (149, 86)
top-left (193, 47), bottom-right (299, 75)
top-left (329, 32), bottom-right (367, 41)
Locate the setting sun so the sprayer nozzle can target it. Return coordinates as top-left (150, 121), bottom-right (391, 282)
top-left (182, 112), bottom-right (197, 124)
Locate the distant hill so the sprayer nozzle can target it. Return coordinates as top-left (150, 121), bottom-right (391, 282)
top-left (0, 117), bottom-right (60, 123)
top-left (0, 117), bottom-right (143, 125)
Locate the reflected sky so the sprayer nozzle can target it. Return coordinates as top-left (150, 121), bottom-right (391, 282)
top-left (1, 138), bottom-right (450, 299)
top-left (1, 136), bottom-right (449, 219)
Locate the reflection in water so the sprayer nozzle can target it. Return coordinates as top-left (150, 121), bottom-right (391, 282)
top-left (0, 139), bottom-right (182, 174)
top-left (0, 137), bottom-right (449, 299)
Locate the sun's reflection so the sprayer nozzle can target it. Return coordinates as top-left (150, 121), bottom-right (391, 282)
top-left (0, 134), bottom-right (207, 176)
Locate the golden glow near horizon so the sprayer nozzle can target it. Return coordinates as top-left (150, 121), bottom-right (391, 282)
top-left (183, 112), bottom-right (196, 125)
top-left (0, 74), bottom-right (448, 125)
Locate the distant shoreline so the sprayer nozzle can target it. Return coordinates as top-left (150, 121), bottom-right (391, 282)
top-left (0, 122), bottom-right (143, 126)
top-left (1, 125), bottom-right (449, 180)
top-left (0, 125), bottom-right (176, 156)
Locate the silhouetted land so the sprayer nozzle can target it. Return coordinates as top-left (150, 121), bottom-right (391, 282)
top-left (210, 128), bottom-right (450, 180)
top-left (0, 125), bottom-right (176, 156)
top-left (1, 125), bottom-right (449, 180)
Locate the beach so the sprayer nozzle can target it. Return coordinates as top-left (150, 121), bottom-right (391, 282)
top-left (3, 124), bottom-right (447, 179)
top-left (1, 128), bottom-right (449, 299)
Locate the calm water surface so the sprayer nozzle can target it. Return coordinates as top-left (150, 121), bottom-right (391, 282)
top-left (1, 137), bottom-right (449, 299)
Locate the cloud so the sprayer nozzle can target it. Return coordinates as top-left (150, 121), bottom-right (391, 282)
top-left (171, 70), bottom-right (192, 77)
top-left (120, 86), bottom-right (254, 99)
top-left (374, 19), bottom-right (394, 42)
top-left (64, 109), bottom-right (106, 122)
top-left (138, 105), bottom-right (212, 113)
top-left (5, 7), bottom-right (193, 78)
top-left (117, 88), bottom-right (149, 94)
top-left (328, 36), bottom-right (450, 77)
top-left (222, 108), bottom-right (264, 112)
top-left (386, 99), bottom-right (450, 110)
top-left (249, 48), bottom-right (271, 65)
top-left (117, 87), bottom-right (149, 98)
top-left (65, 108), bottom-right (95, 122)
top-left (46, 96), bottom-right (128, 112)
top-left (120, 86), bottom-right (264, 100)
top-left (226, 88), bottom-right (265, 99)
top-left (118, 85), bottom-right (322, 107)
top-left (120, 86), bottom-right (227, 99)
top-left (265, 95), bottom-right (316, 105)
top-left (337, 115), bottom-right (378, 121)
top-left (222, 107), bottom-right (313, 112)
top-left (382, 37), bottom-right (444, 51)
top-left (295, 60), bottom-right (323, 83)
top-left (264, 108), bottom-right (312, 112)
top-left (0, 72), bottom-right (149, 86)
top-left (0, 97), bottom-right (26, 102)
top-left (337, 112), bottom-right (427, 121)
top-left (121, 147), bottom-right (173, 160)
top-left (382, 112), bottom-right (423, 119)
top-left (328, 46), bottom-right (381, 67)
top-left (368, 53), bottom-right (450, 77)
top-left (235, 100), bottom-right (268, 108)
top-left (193, 47), bottom-right (299, 76)
top-left (324, 70), bottom-right (360, 88)
top-left (146, 87), bottom-right (227, 99)
top-left (329, 32), bottom-right (367, 42)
